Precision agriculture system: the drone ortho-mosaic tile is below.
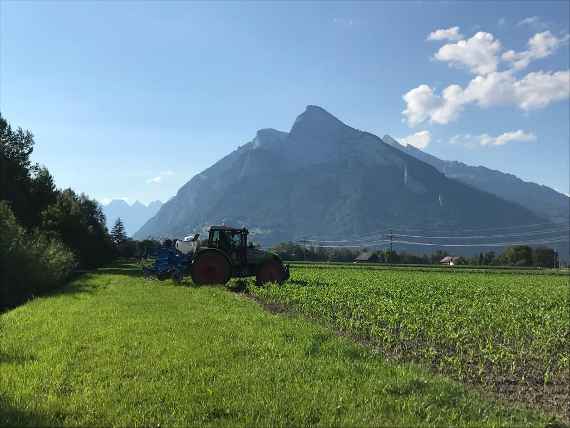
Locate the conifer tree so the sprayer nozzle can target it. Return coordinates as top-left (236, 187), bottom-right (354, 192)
top-left (111, 218), bottom-right (127, 247)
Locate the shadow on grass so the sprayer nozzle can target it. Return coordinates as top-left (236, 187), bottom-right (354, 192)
top-left (0, 397), bottom-right (52, 427)
top-left (96, 267), bottom-right (144, 277)
top-left (0, 351), bottom-right (36, 365)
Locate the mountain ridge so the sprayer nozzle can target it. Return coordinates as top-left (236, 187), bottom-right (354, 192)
top-left (102, 199), bottom-right (163, 236)
top-left (134, 106), bottom-right (550, 248)
top-left (383, 135), bottom-right (569, 224)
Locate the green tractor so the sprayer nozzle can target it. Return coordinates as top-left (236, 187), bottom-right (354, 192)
top-left (181, 226), bottom-right (290, 286)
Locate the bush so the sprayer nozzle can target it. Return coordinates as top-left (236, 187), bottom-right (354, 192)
top-left (0, 202), bottom-right (76, 309)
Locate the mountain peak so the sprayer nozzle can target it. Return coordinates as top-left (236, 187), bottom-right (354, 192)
top-left (290, 105), bottom-right (348, 139)
top-left (106, 199), bottom-right (130, 208)
top-left (297, 105), bottom-right (342, 123)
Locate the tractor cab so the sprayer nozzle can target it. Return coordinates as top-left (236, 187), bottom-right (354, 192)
top-left (207, 226), bottom-right (248, 265)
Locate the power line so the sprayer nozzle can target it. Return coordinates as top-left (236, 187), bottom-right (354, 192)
top-left (391, 228), bottom-right (570, 240)
top-left (303, 228), bottom-right (569, 244)
top-left (299, 222), bottom-right (569, 243)
top-left (296, 237), bottom-right (569, 249)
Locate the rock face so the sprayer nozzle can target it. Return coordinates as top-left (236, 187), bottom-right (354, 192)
top-left (134, 106), bottom-right (546, 244)
top-left (102, 199), bottom-right (163, 236)
top-left (382, 135), bottom-right (569, 224)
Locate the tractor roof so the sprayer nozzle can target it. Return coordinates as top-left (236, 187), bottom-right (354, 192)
top-left (210, 225), bottom-right (248, 233)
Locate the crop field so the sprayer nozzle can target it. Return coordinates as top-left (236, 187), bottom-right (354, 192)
top-left (1, 263), bottom-right (566, 427)
top-left (248, 264), bottom-right (570, 420)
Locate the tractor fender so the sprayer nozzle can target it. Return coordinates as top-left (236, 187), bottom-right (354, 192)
top-left (193, 247), bottom-right (231, 264)
top-left (254, 252), bottom-right (282, 271)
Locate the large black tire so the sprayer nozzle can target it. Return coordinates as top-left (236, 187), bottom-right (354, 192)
top-left (256, 259), bottom-right (288, 286)
top-left (190, 249), bottom-right (231, 285)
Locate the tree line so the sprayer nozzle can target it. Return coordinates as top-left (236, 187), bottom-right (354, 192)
top-left (271, 241), bottom-right (560, 268)
top-left (1, 114), bottom-right (119, 308)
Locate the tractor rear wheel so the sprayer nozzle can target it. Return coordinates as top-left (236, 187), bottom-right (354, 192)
top-left (256, 259), bottom-right (288, 286)
top-left (191, 250), bottom-right (231, 285)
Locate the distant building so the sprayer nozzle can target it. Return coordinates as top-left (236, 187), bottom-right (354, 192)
top-left (354, 252), bottom-right (379, 263)
top-left (440, 256), bottom-right (460, 266)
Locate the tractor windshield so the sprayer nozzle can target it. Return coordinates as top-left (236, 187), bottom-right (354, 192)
top-left (229, 232), bottom-right (241, 249)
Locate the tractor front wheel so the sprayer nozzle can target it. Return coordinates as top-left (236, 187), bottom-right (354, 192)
top-left (191, 250), bottom-right (231, 285)
top-left (256, 259), bottom-right (288, 286)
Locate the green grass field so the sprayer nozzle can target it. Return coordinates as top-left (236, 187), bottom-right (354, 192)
top-left (0, 263), bottom-right (567, 427)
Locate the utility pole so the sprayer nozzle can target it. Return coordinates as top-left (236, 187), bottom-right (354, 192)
top-left (387, 229), bottom-right (393, 264)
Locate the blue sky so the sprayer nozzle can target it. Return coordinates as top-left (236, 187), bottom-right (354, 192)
top-left (1, 1), bottom-right (568, 204)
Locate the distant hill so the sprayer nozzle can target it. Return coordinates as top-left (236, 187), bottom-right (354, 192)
top-left (382, 135), bottom-right (569, 224)
top-left (134, 105), bottom-right (548, 247)
top-left (102, 200), bottom-right (162, 236)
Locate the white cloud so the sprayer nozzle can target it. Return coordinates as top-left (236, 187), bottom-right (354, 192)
top-left (433, 32), bottom-right (502, 75)
top-left (146, 170), bottom-right (176, 184)
top-left (403, 70), bottom-right (570, 126)
top-left (402, 83), bottom-right (467, 126)
top-left (481, 130), bottom-right (537, 146)
top-left (146, 176), bottom-right (163, 184)
top-left (512, 70), bottom-right (570, 109)
top-left (502, 31), bottom-right (569, 70)
top-left (450, 130), bottom-right (536, 147)
top-left (517, 16), bottom-right (549, 30)
top-left (405, 27), bottom-right (570, 126)
top-left (402, 85), bottom-right (443, 126)
top-left (427, 26), bottom-right (464, 42)
top-left (398, 131), bottom-right (432, 149)
top-left (449, 134), bottom-right (477, 148)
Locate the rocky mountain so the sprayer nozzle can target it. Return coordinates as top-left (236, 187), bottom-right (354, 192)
top-left (134, 106), bottom-right (550, 246)
top-left (382, 135), bottom-right (569, 224)
top-left (102, 199), bottom-right (162, 236)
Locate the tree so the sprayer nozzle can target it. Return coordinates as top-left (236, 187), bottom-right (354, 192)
top-left (0, 113), bottom-right (35, 228)
top-left (0, 201), bottom-right (75, 308)
top-left (41, 189), bottom-right (114, 268)
top-left (111, 218), bottom-right (127, 247)
top-left (502, 245), bottom-right (533, 266)
top-left (534, 247), bottom-right (556, 268)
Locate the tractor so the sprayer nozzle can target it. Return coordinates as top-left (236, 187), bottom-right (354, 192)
top-left (145, 226), bottom-right (290, 285)
top-left (190, 226), bottom-right (289, 285)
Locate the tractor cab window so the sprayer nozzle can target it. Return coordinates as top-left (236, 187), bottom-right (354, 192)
top-left (210, 229), bottom-right (235, 252)
top-left (229, 232), bottom-right (241, 249)
top-left (210, 230), bottom-right (221, 248)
